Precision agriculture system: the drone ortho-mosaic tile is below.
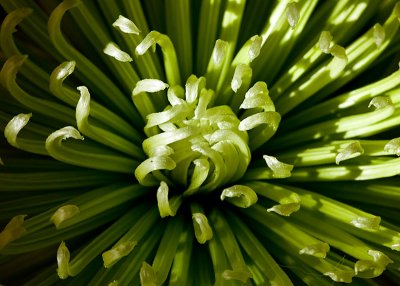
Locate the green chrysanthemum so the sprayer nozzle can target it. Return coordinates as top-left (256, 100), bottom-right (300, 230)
top-left (1, 0), bottom-right (400, 285)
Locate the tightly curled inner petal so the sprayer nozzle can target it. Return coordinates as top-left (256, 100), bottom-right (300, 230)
top-left (134, 75), bottom-right (254, 195)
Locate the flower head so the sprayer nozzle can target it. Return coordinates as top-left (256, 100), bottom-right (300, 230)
top-left (1, 0), bottom-right (400, 285)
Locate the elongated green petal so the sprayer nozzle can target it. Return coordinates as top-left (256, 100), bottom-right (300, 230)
top-left (46, 127), bottom-right (139, 173)
top-left (48, 0), bottom-right (141, 122)
top-left (136, 31), bottom-right (181, 85)
top-left (76, 86), bottom-right (144, 159)
top-left (1, 55), bottom-right (75, 125)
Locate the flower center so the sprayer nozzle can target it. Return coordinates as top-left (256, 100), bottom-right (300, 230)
top-left (134, 76), bottom-right (251, 195)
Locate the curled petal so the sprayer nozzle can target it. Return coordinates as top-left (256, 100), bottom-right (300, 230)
top-left (0, 215), bottom-right (26, 250)
top-left (368, 96), bottom-right (393, 109)
top-left (102, 241), bottom-right (137, 268)
top-left (328, 44), bottom-right (348, 78)
top-left (157, 181), bottom-right (178, 218)
top-left (136, 31), bottom-right (181, 85)
top-left (50, 205), bottom-right (80, 229)
top-left (319, 31), bottom-right (333, 53)
top-left (373, 23), bottom-right (385, 48)
top-left (132, 79), bottom-right (169, 95)
top-left (112, 15), bottom-right (140, 34)
top-left (286, 2), bottom-right (300, 29)
top-left (263, 155), bottom-right (294, 178)
top-left (324, 269), bottom-right (355, 283)
top-left (248, 35), bottom-right (262, 62)
top-left (185, 75), bottom-right (206, 103)
top-left (384, 137), bottom-right (400, 155)
top-left (103, 42), bottom-right (133, 62)
top-left (231, 64), bottom-right (252, 92)
top-left (191, 207), bottom-right (213, 244)
top-left (140, 262), bottom-right (158, 286)
top-left (239, 111), bottom-right (280, 131)
top-left (184, 159), bottom-right (210, 196)
top-left (355, 250), bottom-right (393, 278)
top-left (299, 242), bottom-right (330, 258)
top-left (335, 141), bottom-right (364, 165)
top-left (211, 39), bottom-right (229, 66)
top-left (135, 156), bottom-right (176, 186)
top-left (350, 216), bottom-right (381, 230)
top-left (220, 185), bottom-right (258, 208)
top-left (4, 113), bottom-right (32, 148)
top-left (57, 241), bottom-right (71, 279)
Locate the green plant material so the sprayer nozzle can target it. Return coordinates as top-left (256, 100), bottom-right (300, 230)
top-left (1, 1), bottom-right (400, 285)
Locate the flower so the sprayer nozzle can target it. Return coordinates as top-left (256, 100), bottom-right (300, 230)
top-left (1, 0), bottom-right (400, 285)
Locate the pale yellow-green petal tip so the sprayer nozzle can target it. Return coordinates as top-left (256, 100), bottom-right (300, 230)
top-left (324, 268), bottom-right (355, 283)
top-left (350, 215), bottom-right (381, 230)
top-left (132, 79), bottom-right (169, 96)
top-left (263, 155), bottom-right (294, 178)
top-left (335, 141), bottom-right (364, 165)
top-left (248, 35), bottom-right (262, 62)
top-left (211, 39), bottom-right (229, 66)
top-left (220, 185), bottom-right (258, 208)
top-left (104, 42), bottom-right (133, 62)
top-left (46, 126), bottom-right (84, 144)
top-left (50, 205), bottom-right (80, 229)
top-left (51, 61), bottom-right (76, 82)
top-left (4, 113), bottom-right (32, 147)
top-left (222, 269), bottom-right (252, 283)
top-left (102, 241), bottom-right (137, 268)
top-left (286, 2), bottom-right (300, 29)
top-left (355, 250), bottom-right (393, 278)
top-left (192, 213), bottom-right (213, 244)
top-left (299, 242), bottom-right (330, 258)
top-left (156, 181), bottom-right (182, 218)
top-left (267, 202), bottom-right (300, 216)
top-left (108, 280), bottom-right (119, 286)
top-left (384, 137), bottom-right (400, 155)
top-left (319, 31), bottom-right (333, 53)
top-left (140, 262), bottom-right (159, 286)
top-left (0, 215), bottom-right (27, 250)
top-left (56, 241), bottom-right (71, 279)
top-left (112, 15), bottom-right (140, 34)
top-left (231, 64), bottom-right (252, 92)
top-left (368, 96), bottom-right (393, 109)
